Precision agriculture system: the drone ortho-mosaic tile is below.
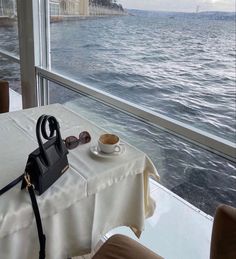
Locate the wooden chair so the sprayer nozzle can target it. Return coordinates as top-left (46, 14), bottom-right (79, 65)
top-left (0, 80), bottom-right (9, 113)
top-left (210, 204), bottom-right (236, 259)
top-left (91, 204), bottom-right (236, 259)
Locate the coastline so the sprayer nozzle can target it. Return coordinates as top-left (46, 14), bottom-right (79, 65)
top-left (50, 13), bottom-right (127, 23)
top-left (0, 12), bottom-right (128, 26)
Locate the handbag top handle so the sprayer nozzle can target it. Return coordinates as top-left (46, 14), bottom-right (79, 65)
top-left (36, 115), bottom-right (64, 167)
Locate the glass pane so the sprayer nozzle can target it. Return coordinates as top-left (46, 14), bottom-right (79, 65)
top-left (0, 0), bottom-right (19, 55)
top-left (0, 54), bottom-right (21, 92)
top-left (49, 80), bottom-right (236, 216)
top-left (49, 2), bottom-right (236, 142)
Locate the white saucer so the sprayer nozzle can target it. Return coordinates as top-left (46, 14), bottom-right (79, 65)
top-left (90, 144), bottom-right (125, 158)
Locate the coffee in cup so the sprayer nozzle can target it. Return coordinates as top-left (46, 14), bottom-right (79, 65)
top-left (98, 134), bottom-right (121, 154)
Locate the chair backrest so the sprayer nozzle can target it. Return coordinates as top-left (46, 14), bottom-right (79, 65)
top-left (0, 80), bottom-right (9, 113)
top-left (210, 204), bottom-right (236, 259)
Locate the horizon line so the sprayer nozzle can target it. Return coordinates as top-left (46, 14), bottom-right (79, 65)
top-left (125, 8), bottom-right (236, 14)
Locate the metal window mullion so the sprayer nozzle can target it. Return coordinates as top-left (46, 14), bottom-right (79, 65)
top-left (38, 0), bottom-right (51, 69)
top-left (37, 0), bottom-right (50, 105)
top-left (17, 0), bottom-right (40, 108)
top-left (16, 0), bottom-right (50, 108)
top-left (36, 67), bottom-right (236, 162)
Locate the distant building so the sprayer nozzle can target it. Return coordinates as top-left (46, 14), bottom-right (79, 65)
top-left (49, 0), bottom-right (123, 17)
top-left (0, 0), bottom-right (16, 17)
top-left (0, 0), bottom-right (122, 18)
top-left (59, 0), bottom-right (89, 16)
top-left (50, 0), bottom-right (60, 16)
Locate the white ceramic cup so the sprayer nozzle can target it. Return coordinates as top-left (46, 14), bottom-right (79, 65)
top-left (98, 134), bottom-right (121, 154)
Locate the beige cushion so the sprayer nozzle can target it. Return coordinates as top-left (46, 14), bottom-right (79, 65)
top-left (210, 204), bottom-right (236, 259)
top-left (92, 234), bottom-right (164, 259)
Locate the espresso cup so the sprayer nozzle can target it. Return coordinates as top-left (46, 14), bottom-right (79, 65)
top-left (98, 134), bottom-right (121, 154)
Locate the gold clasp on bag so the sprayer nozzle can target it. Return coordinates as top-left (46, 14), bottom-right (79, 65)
top-left (24, 174), bottom-right (35, 190)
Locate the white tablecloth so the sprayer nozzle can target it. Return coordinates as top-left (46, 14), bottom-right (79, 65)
top-left (0, 104), bottom-right (159, 259)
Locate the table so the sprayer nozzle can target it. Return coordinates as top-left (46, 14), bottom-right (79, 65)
top-left (0, 104), bottom-right (159, 259)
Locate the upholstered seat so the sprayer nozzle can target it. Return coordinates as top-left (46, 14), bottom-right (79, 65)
top-left (92, 234), bottom-right (163, 259)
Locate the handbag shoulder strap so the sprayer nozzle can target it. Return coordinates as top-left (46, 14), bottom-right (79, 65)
top-left (26, 181), bottom-right (46, 259)
top-left (0, 174), bottom-right (23, 195)
top-left (0, 175), bottom-right (46, 259)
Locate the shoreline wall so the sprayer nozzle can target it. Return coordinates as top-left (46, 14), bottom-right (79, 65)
top-left (89, 5), bottom-right (125, 16)
top-left (50, 13), bottom-right (126, 23)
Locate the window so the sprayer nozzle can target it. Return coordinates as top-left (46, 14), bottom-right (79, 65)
top-left (49, 2), bottom-right (236, 142)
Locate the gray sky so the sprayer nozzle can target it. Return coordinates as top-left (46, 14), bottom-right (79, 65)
top-left (118, 0), bottom-right (235, 12)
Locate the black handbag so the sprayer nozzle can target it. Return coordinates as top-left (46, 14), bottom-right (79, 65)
top-left (0, 114), bottom-right (69, 259)
top-left (21, 114), bottom-right (69, 194)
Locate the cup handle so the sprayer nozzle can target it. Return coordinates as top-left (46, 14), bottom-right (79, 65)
top-left (114, 145), bottom-right (121, 153)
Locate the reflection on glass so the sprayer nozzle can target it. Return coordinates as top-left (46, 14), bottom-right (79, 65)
top-left (49, 81), bottom-right (236, 216)
top-left (0, 0), bottom-right (18, 54)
